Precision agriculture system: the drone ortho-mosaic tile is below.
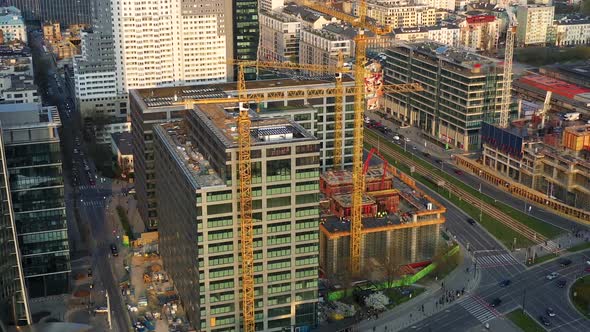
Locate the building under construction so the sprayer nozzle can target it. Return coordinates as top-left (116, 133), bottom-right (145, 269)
top-left (318, 156), bottom-right (446, 280)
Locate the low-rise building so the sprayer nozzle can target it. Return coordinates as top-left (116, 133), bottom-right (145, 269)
top-left (540, 62), bottom-right (590, 89)
top-left (299, 26), bottom-right (353, 68)
top-left (0, 6), bottom-right (26, 43)
top-left (111, 132), bottom-right (134, 177)
top-left (394, 25), bottom-right (460, 47)
top-left (0, 74), bottom-right (39, 104)
top-left (259, 10), bottom-right (302, 62)
top-left (552, 16), bottom-right (590, 47)
top-left (360, 0), bottom-right (446, 28)
top-left (96, 121), bottom-right (131, 145)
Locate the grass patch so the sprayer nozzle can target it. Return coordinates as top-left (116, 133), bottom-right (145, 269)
top-left (365, 131), bottom-right (563, 240)
top-left (384, 287), bottom-right (425, 309)
top-left (116, 205), bottom-right (134, 240)
top-left (571, 276), bottom-right (590, 319)
top-left (507, 309), bottom-right (545, 332)
top-left (567, 242), bottom-right (590, 253)
top-left (526, 253), bottom-right (558, 266)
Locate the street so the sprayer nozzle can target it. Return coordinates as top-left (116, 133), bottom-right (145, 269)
top-left (30, 29), bottom-right (129, 331)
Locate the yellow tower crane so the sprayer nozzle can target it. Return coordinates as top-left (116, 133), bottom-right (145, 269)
top-left (303, 0), bottom-right (404, 276)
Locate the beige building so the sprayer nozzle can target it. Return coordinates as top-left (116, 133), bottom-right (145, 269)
top-left (459, 15), bottom-right (500, 52)
top-left (516, 5), bottom-right (555, 46)
top-left (111, 132), bottom-right (134, 177)
top-left (553, 16), bottom-right (590, 47)
top-left (359, 0), bottom-right (444, 28)
top-left (394, 25), bottom-right (461, 47)
top-left (299, 26), bottom-right (353, 68)
top-left (259, 10), bottom-right (302, 62)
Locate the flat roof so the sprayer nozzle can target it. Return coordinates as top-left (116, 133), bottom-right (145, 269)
top-left (321, 168), bottom-right (392, 186)
top-left (154, 122), bottom-right (225, 190)
top-left (111, 132), bottom-right (133, 155)
top-left (520, 75), bottom-right (590, 99)
top-left (192, 103), bottom-right (317, 149)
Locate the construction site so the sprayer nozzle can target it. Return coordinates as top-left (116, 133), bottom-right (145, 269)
top-left (318, 150), bottom-right (446, 280)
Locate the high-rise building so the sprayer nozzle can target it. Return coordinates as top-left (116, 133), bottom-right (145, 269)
top-left (73, 0), bottom-right (126, 120)
top-left (0, 103), bottom-right (69, 301)
top-left (3, 0), bottom-right (91, 25)
top-left (384, 42), bottom-right (506, 151)
top-left (130, 78), bottom-right (355, 229)
top-left (154, 105), bottom-right (320, 331)
top-left (516, 5), bottom-right (555, 46)
top-left (111, 0), bottom-right (232, 93)
top-left (0, 124), bottom-right (31, 326)
top-left (233, 0), bottom-right (260, 80)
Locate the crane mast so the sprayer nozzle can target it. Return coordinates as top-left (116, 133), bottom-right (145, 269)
top-left (333, 51), bottom-right (345, 169)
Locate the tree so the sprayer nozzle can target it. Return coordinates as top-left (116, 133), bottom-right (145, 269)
top-left (583, 0), bottom-right (590, 15)
top-left (379, 250), bottom-right (403, 288)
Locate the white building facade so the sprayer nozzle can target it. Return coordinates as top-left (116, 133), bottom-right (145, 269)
top-left (259, 11), bottom-right (301, 62)
top-left (0, 6), bottom-right (26, 43)
top-left (112, 0), bottom-right (232, 93)
top-left (553, 17), bottom-right (590, 47)
top-left (516, 5), bottom-right (555, 46)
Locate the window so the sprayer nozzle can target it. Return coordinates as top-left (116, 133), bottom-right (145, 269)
top-left (267, 147), bottom-right (291, 157)
top-left (296, 181), bottom-right (318, 192)
top-left (267, 159), bottom-right (291, 182)
top-left (267, 184), bottom-right (291, 195)
top-left (267, 196), bottom-right (291, 208)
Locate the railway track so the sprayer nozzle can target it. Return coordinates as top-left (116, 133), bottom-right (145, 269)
top-left (365, 133), bottom-right (547, 245)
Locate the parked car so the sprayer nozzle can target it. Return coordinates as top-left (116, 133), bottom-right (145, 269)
top-left (110, 244), bottom-right (118, 257)
top-left (499, 279), bottom-right (511, 287)
top-left (560, 259), bottom-right (572, 267)
top-left (557, 279), bottom-right (567, 288)
top-left (546, 307), bottom-right (555, 317)
top-left (546, 272), bottom-right (559, 280)
top-left (423, 152), bottom-right (431, 158)
top-left (94, 306), bottom-right (108, 314)
top-left (539, 315), bottom-right (551, 326)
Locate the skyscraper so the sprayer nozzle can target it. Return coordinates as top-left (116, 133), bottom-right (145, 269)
top-left (3, 0), bottom-right (91, 25)
top-left (154, 105), bottom-right (319, 331)
top-left (111, 0), bottom-right (233, 93)
top-left (0, 104), bottom-right (70, 299)
top-left (233, 0), bottom-right (260, 80)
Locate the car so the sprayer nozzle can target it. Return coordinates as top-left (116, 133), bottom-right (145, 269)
top-left (110, 244), bottom-right (118, 256)
top-left (546, 272), bottom-right (559, 280)
top-left (585, 267), bottom-right (590, 273)
top-left (557, 279), bottom-right (566, 288)
top-left (560, 259), bottom-right (572, 267)
top-left (586, 260), bottom-right (590, 265)
top-left (423, 152), bottom-right (431, 158)
top-left (454, 170), bottom-right (463, 175)
top-left (393, 135), bottom-right (400, 141)
top-left (499, 279), bottom-right (511, 287)
top-left (87, 268), bottom-right (92, 277)
top-left (467, 218), bottom-right (476, 225)
top-left (94, 306), bottom-right (108, 314)
top-left (546, 307), bottom-right (555, 317)
top-left (539, 315), bottom-right (551, 326)
top-left (403, 137), bottom-right (410, 142)
top-left (73, 149), bottom-right (78, 154)
top-left (89, 178), bottom-right (96, 186)
top-left (490, 298), bottom-right (502, 307)
top-left (435, 159), bottom-right (443, 164)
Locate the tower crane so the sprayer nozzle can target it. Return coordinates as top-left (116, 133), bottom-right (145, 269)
top-left (539, 90), bottom-right (552, 129)
top-left (499, 1), bottom-right (517, 128)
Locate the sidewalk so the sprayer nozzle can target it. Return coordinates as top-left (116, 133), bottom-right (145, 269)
top-left (352, 246), bottom-right (479, 331)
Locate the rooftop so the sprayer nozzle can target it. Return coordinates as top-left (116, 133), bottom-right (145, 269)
top-left (0, 103), bottom-right (60, 128)
top-left (555, 15), bottom-right (590, 25)
top-left (519, 74), bottom-right (590, 99)
top-left (393, 41), bottom-right (500, 74)
top-left (133, 77), bottom-right (349, 108)
top-left (111, 132), bottom-right (133, 155)
top-left (0, 6), bottom-right (24, 25)
top-left (191, 103), bottom-right (316, 149)
top-left (282, 3), bottom-right (332, 24)
top-left (321, 168), bottom-right (393, 187)
top-left (155, 122), bottom-right (225, 190)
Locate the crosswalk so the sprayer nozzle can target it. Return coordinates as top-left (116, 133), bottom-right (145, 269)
top-left (82, 200), bottom-right (105, 207)
top-left (458, 295), bottom-right (500, 324)
top-left (542, 240), bottom-right (561, 253)
top-left (78, 185), bottom-right (96, 190)
top-left (475, 252), bottom-right (520, 269)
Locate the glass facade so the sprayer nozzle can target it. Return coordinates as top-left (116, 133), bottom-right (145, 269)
top-left (233, 0), bottom-right (259, 80)
top-left (0, 132), bottom-right (30, 325)
top-left (3, 126), bottom-right (70, 298)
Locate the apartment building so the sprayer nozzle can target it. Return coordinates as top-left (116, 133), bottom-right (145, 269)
top-left (73, 0), bottom-right (126, 120)
top-left (458, 15), bottom-right (500, 52)
top-left (130, 78), bottom-right (356, 229)
top-left (259, 10), bottom-right (301, 62)
top-left (516, 5), bottom-right (555, 46)
top-left (260, 0), bottom-right (285, 12)
top-left (299, 25), bottom-right (353, 68)
top-left (393, 25), bottom-right (460, 47)
top-left (155, 107), bottom-right (320, 331)
top-left (0, 75), bottom-right (39, 104)
top-left (359, 0), bottom-right (445, 28)
top-left (0, 6), bottom-right (26, 43)
top-left (111, 0), bottom-right (232, 93)
top-left (282, 3), bottom-right (340, 30)
top-left (4, 0), bottom-right (91, 25)
top-left (0, 103), bottom-right (70, 301)
top-left (384, 42), bottom-right (505, 151)
top-left (552, 16), bottom-right (590, 47)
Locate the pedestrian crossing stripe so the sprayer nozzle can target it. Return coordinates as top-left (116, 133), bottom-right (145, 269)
top-left (458, 295), bottom-right (501, 324)
top-left (82, 201), bottom-right (104, 207)
top-left (78, 185), bottom-right (96, 190)
top-left (475, 253), bottom-right (519, 269)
